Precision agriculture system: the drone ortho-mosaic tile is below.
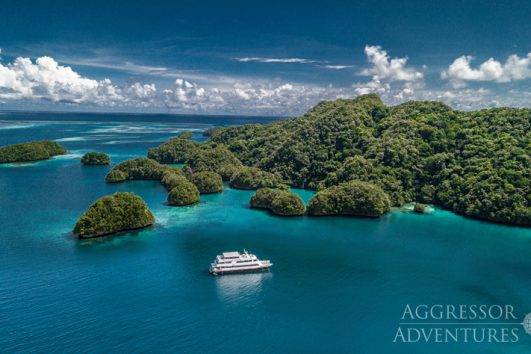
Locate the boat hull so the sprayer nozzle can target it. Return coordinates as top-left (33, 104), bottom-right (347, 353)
top-left (209, 265), bottom-right (271, 275)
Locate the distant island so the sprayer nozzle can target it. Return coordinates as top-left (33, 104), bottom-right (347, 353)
top-left (146, 94), bottom-right (529, 226)
top-left (73, 192), bottom-right (154, 238)
top-left (81, 152), bottom-right (110, 165)
top-left (0, 140), bottom-right (66, 163)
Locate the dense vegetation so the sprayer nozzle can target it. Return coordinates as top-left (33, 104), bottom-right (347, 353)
top-left (147, 133), bottom-right (199, 164)
top-left (105, 158), bottom-right (169, 183)
top-left (191, 171), bottom-right (223, 194)
top-left (106, 169), bottom-right (128, 183)
top-left (250, 188), bottom-right (279, 209)
top-left (81, 151), bottom-right (110, 165)
top-left (270, 191), bottom-right (305, 216)
top-left (307, 180), bottom-right (391, 217)
top-left (161, 170), bottom-right (186, 191)
top-left (250, 187), bottom-right (305, 216)
top-left (148, 134), bottom-right (242, 180)
top-left (229, 167), bottom-right (281, 189)
top-left (0, 140), bottom-right (66, 163)
top-left (167, 179), bottom-right (200, 206)
top-left (187, 143), bottom-right (242, 178)
top-left (209, 94), bottom-right (530, 225)
top-left (73, 192), bottom-right (154, 238)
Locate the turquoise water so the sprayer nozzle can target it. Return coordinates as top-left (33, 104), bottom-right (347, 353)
top-left (0, 113), bottom-right (530, 353)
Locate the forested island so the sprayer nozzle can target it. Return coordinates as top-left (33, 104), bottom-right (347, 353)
top-left (81, 152), bottom-right (110, 165)
top-left (147, 94), bottom-right (529, 226)
top-left (73, 192), bottom-right (154, 238)
top-left (0, 140), bottom-right (66, 163)
top-left (212, 94), bottom-right (529, 225)
top-left (250, 187), bottom-right (305, 216)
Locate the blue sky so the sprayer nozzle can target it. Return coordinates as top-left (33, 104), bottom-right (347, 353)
top-left (0, 0), bottom-right (529, 115)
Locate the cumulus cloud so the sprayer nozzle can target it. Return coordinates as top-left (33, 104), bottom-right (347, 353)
top-left (235, 57), bottom-right (317, 64)
top-left (0, 56), bottom-right (125, 104)
top-left (163, 78), bottom-right (349, 115)
top-left (0, 55), bottom-right (162, 107)
top-left (354, 45), bottom-right (423, 96)
top-left (127, 82), bottom-right (156, 99)
top-left (163, 79), bottom-right (224, 110)
top-left (0, 55), bottom-right (346, 114)
top-left (360, 45), bottom-right (423, 82)
top-left (441, 53), bottom-right (531, 87)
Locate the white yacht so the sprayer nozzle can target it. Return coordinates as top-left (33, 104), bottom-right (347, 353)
top-left (209, 250), bottom-right (272, 275)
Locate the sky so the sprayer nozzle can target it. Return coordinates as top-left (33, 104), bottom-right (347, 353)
top-left (0, 0), bottom-right (530, 116)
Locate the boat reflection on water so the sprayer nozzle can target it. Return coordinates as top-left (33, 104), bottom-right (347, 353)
top-left (214, 271), bottom-right (273, 302)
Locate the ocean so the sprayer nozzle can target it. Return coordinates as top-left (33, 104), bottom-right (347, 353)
top-left (0, 112), bottom-right (530, 353)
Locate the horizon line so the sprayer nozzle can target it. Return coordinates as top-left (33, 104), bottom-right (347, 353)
top-left (0, 108), bottom-right (286, 119)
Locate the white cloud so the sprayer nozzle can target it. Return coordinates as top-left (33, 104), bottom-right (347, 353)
top-left (360, 45), bottom-right (423, 82)
top-left (323, 65), bottom-right (352, 70)
top-left (127, 82), bottom-right (156, 99)
top-left (0, 56), bottom-right (124, 104)
top-left (0, 51), bottom-right (529, 114)
top-left (163, 79), bottom-right (225, 110)
top-left (354, 79), bottom-right (390, 95)
top-left (354, 45), bottom-right (423, 96)
top-left (235, 57), bottom-right (317, 64)
top-left (163, 78), bottom-right (350, 114)
top-left (0, 55), bottom-right (163, 108)
top-left (441, 53), bottom-right (531, 87)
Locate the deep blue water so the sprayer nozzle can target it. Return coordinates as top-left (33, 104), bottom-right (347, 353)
top-left (0, 112), bottom-right (530, 353)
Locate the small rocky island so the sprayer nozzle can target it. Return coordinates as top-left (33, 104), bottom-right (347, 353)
top-left (191, 171), bottom-right (223, 194)
top-left (148, 134), bottom-right (243, 181)
top-left (147, 132), bottom-right (199, 164)
top-left (307, 180), bottom-right (391, 217)
top-left (0, 140), bottom-right (67, 163)
top-left (250, 187), bottom-right (305, 216)
top-left (161, 170), bottom-right (186, 191)
top-left (73, 192), bottom-right (155, 238)
top-left (167, 178), bottom-right (200, 206)
top-left (105, 157), bottom-right (168, 183)
top-left (81, 151), bottom-right (110, 165)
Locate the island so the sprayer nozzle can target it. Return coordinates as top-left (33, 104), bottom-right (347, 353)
top-left (191, 171), bottom-right (223, 194)
top-left (161, 170), bottom-right (187, 191)
top-left (105, 157), bottom-right (168, 183)
top-left (73, 192), bottom-right (155, 238)
top-left (147, 132), bottom-right (199, 164)
top-left (167, 178), bottom-right (200, 206)
top-left (204, 94), bottom-right (529, 226)
top-left (148, 137), bottom-right (242, 180)
top-left (307, 180), bottom-right (391, 217)
top-left (186, 143), bottom-right (242, 178)
top-left (81, 151), bottom-right (110, 165)
top-left (0, 140), bottom-right (67, 163)
top-left (250, 187), bottom-right (305, 216)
